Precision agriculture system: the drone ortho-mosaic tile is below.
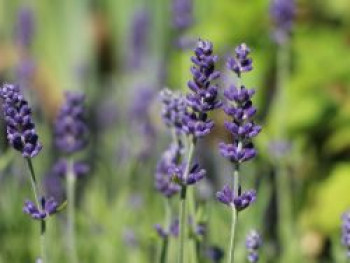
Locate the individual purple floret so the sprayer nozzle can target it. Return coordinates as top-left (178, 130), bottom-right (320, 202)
top-left (341, 211), bottom-right (350, 257)
top-left (154, 219), bottom-right (179, 239)
top-left (206, 246), bottom-right (224, 263)
top-left (246, 230), bottom-right (262, 263)
top-left (270, 0), bottom-right (295, 44)
top-left (160, 88), bottom-right (187, 133)
top-left (55, 91), bottom-right (88, 154)
top-left (227, 44), bottom-right (253, 76)
top-left (182, 39), bottom-right (221, 138)
top-left (15, 6), bottom-right (35, 48)
top-left (216, 185), bottom-right (256, 211)
top-left (23, 197), bottom-right (59, 220)
top-left (155, 144), bottom-right (182, 198)
top-left (172, 0), bottom-right (193, 31)
top-left (169, 162), bottom-right (206, 186)
top-left (0, 84), bottom-right (42, 158)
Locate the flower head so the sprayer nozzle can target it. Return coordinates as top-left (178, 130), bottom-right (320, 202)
top-left (169, 162), bottom-right (206, 186)
top-left (246, 230), bottom-right (262, 262)
top-left (216, 185), bottom-right (256, 211)
top-left (55, 91), bottom-right (88, 154)
top-left (52, 159), bottom-right (90, 178)
top-left (182, 39), bottom-right (221, 138)
top-left (172, 0), bottom-right (193, 31)
top-left (154, 219), bottom-right (179, 239)
top-left (0, 84), bottom-right (42, 158)
top-left (227, 43), bottom-right (253, 76)
top-left (23, 197), bottom-right (59, 220)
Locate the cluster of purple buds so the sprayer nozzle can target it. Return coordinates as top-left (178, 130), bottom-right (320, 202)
top-left (55, 91), bottom-right (88, 154)
top-left (270, 0), bottom-right (295, 44)
top-left (160, 89), bottom-right (187, 133)
top-left (182, 40), bottom-right (222, 138)
top-left (216, 185), bottom-right (256, 211)
top-left (155, 144), bottom-right (182, 198)
top-left (23, 197), bottom-right (59, 220)
top-left (0, 84), bottom-right (42, 158)
top-left (246, 230), bottom-right (262, 263)
top-left (341, 211), bottom-right (350, 257)
top-left (169, 162), bottom-right (206, 186)
top-left (219, 44), bottom-right (261, 163)
top-left (154, 219), bottom-right (179, 239)
top-left (227, 43), bottom-right (253, 76)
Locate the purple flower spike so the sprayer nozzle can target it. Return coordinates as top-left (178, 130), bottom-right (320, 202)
top-left (15, 6), bottom-right (35, 48)
top-left (55, 91), bottom-right (88, 154)
top-left (0, 84), bottom-right (42, 158)
top-left (172, 0), bottom-right (193, 31)
top-left (216, 185), bottom-right (256, 212)
top-left (227, 43), bottom-right (253, 76)
top-left (23, 197), bottom-right (59, 220)
top-left (270, 0), bottom-right (295, 44)
top-left (246, 230), bottom-right (262, 263)
top-left (160, 89), bottom-right (187, 133)
top-left (154, 219), bottom-right (179, 239)
top-left (182, 39), bottom-right (221, 138)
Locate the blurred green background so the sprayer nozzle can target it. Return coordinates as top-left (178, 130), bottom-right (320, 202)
top-left (0, 0), bottom-right (350, 262)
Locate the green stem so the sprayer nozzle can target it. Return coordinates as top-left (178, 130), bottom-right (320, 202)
top-left (26, 158), bottom-right (47, 263)
top-left (159, 237), bottom-right (169, 263)
top-left (67, 160), bottom-right (78, 263)
top-left (227, 164), bottom-right (240, 263)
top-left (178, 140), bottom-right (195, 263)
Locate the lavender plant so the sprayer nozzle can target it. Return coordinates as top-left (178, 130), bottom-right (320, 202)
top-left (246, 230), bottom-right (262, 263)
top-left (0, 83), bottom-right (55, 262)
top-left (54, 91), bottom-right (88, 263)
top-left (176, 39), bottom-right (221, 263)
top-left (216, 44), bottom-right (261, 263)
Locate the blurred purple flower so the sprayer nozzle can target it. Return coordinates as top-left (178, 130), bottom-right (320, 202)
top-left (172, 0), bottom-right (193, 31)
top-left (169, 162), bottom-right (206, 186)
top-left (341, 211), bottom-right (350, 257)
top-left (55, 91), bottom-right (88, 154)
top-left (123, 228), bottom-right (139, 248)
top-left (270, 0), bottom-right (295, 44)
top-left (52, 159), bottom-right (90, 178)
top-left (206, 246), bottom-right (224, 263)
top-left (0, 84), bottom-right (42, 158)
top-left (128, 9), bottom-right (150, 69)
top-left (246, 230), bottom-right (262, 263)
top-left (15, 6), bottom-right (35, 48)
top-left (154, 219), bottom-right (179, 239)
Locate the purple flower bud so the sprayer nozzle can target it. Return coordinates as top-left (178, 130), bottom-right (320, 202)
top-left (206, 246), bottom-right (224, 263)
top-left (52, 159), bottom-right (90, 178)
top-left (55, 91), bottom-right (88, 154)
top-left (227, 43), bottom-right (253, 76)
top-left (154, 219), bottom-right (179, 239)
top-left (172, 0), bottom-right (193, 31)
top-left (0, 84), bottom-right (42, 158)
top-left (15, 6), bottom-right (35, 48)
top-left (341, 211), bottom-right (350, 257)
top-left (168, 162), bottom-right (206, 186)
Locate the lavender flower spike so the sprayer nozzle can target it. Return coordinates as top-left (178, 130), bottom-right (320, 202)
top-left (172, 0), bottom-right (193, 31)
top-left (23, 197), bottom-right (59, 220)
top-left (55, 91), bottom-right (88, 154)
top-left (227, 43), bottom-right (253, 76)
top-left (15, 6), bottom-right (35, 48)
top-left (270, 0), bottom-right (295, 44)
top-left (246, 230), bottom-right (262, 263)
top-left (182, 39), bottom-right (221, 138)
top-left (0, 84), bottom-right (42, 158)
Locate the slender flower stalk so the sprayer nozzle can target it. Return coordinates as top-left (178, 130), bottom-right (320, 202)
top-left (270, 0), bottom-right (296, 259)
top-left (216, 44), bottom-right (261, 263)
top-left (0, 84), bottom-right (61, 262)
top-left (54, 91), bottom-right (88, 263)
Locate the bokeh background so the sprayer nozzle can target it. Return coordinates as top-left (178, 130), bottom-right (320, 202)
top-left (0, 0), bottom-right (350, 262)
